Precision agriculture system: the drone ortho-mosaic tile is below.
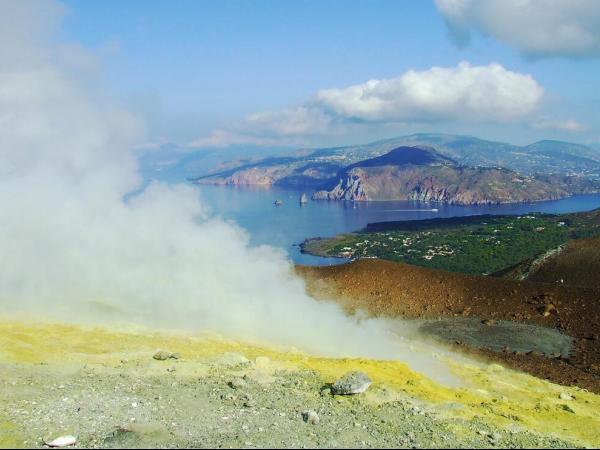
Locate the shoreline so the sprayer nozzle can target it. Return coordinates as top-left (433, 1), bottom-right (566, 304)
top-left (298, 208), bottom-right (600, 275)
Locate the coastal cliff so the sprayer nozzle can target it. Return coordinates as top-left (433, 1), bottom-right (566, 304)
top-left (192, 143), bottom-right (600, 206)
top-left (312, 165), bottom-right (571, 205)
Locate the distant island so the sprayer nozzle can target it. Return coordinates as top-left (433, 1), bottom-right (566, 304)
top-left (190, 134), bottom-right (600, 206)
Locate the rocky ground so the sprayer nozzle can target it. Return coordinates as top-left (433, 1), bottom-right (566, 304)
top-left (3, 362), bottom-right (569, 449)
top-left (297, 259), bottom-right (600, 393)
top-left (525, 236), bottom-right (600, 289)
top-left (1, 322), bottom-right (599, 448)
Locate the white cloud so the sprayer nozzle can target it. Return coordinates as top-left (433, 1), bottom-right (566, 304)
top-left (245, 106), bottom-right (334, 136)
top-left (186, 129), bottom-right (300, 148)
top-left (436, 0), bottom-right (600, 58)
top-left (315, 62), bottom-right (544, 122)
top-left (192, 62), bottom-right (546, 146)
top-left (532, 119), bottom-right (587, 132)
top-left (189, 106), bottom-right (338, 148)
top-left (185, 114), bottom-right (332, 148)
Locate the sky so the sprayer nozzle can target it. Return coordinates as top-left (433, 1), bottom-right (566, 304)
top-left (58, 0), bottom-right (600, 148)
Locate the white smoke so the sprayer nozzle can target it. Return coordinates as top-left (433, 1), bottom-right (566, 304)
top-left (0, 1), bottom-right (456, 383)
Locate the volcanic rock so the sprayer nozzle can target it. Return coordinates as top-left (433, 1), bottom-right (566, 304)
top-left (45, 435), bottom-right (77, 448)
top-left (302, 410), bottom-right (320, 425)
top-left (559, 392), bottom-right (574, 401)
top-left (153, 350), bottom-right (179, 361)
top-left (331, 371), bottom-right (372, 395)
top-left (541, 303), bottom-right (558, 317)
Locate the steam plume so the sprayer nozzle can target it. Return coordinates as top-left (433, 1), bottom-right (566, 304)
top-left (0, 0), bottom-right (456, 383)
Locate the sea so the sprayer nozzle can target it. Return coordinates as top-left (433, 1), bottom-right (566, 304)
top-left (191, 184), bottom-right (600, 266)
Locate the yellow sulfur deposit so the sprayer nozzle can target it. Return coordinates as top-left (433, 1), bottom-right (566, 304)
top-left (0, 321), bottom-right (599, 447)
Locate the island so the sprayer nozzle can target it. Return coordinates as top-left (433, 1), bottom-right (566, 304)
top-left (190, 134), bottom-right (600, 206)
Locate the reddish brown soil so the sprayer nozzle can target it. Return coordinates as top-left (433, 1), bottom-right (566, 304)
top-left (297, 259), bottom-right (600, 393)
top-left (527, 236), bottom-right (600, 290)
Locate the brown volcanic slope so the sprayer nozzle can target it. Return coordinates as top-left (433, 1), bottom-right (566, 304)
top-left (526, 235), bottom-right (600, 290)
top-left (297, 259), bottom-right (600, 393)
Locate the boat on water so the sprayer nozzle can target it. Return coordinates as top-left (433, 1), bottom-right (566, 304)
top-left (274, 199), bottom-right (283, 206)
top-left (383, 208), bottom-right (440, 212)
top-left (299, 193), bottom-right (308, 205)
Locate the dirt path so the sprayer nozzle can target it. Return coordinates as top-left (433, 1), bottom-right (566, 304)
top-left (526, 236), bottom-right (600, 289)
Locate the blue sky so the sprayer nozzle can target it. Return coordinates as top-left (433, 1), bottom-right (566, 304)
top-left (59, 0), bottom-right (600, 147)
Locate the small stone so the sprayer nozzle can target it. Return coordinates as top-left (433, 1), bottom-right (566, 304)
top-left (559, 392), bottom-right (573, 401)
top-left (331, 371), bottom-right (372, 395)
top-left (541, 303), bottom-right (558, 317)
top-left (104, 427), bottom-right (139, 447)
top-left (153, 350), bottom-right (178, 361)
top-left (243, 399), bottom-right (256, 408)
top-left (45, 435), bottom-right (77, 448)
top-left (482, 319), bottom-right (497, 326)
top-left (227, 378), bottom-right (247, 390)
top-left (302, 410), bottom-right (320, 425)
top-left (320, 388), bottom-right (331, 397)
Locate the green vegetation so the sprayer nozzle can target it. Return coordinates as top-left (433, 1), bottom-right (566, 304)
top-left (302, 209), bottom-right (600, 276)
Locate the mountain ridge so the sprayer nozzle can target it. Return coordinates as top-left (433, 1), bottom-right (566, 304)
top-left (311, 146), bottom-right (595, 204)
top-left (188, 134), bottom-right (600, 204)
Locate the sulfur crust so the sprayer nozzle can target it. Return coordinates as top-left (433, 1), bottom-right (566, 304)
top-left (0, 320), bottom-right (598, 447)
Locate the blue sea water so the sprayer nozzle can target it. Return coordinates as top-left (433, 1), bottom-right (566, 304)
top-left (192, 184), bottom-right (600, 266)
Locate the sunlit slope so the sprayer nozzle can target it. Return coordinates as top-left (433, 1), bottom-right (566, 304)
top-left (1, 321), bottom-right (599, 448)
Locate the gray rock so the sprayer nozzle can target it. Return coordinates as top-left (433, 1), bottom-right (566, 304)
top-left (152, 350), bottom-right (179, 361)
top-left (45, 436), bottom-right (77, 448)
top-left (227, 378), bottom-right (247, 390)
top-left (104, 428), bottom-right (139, 448)
top-left (489, 432), bottom-right (502, 445)
top-left (559, 392), bottom-right (573, 401)
top-left (302, 410), bottom-right (320, 425)
top-left (331, 371), bottom-right (372, 395)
